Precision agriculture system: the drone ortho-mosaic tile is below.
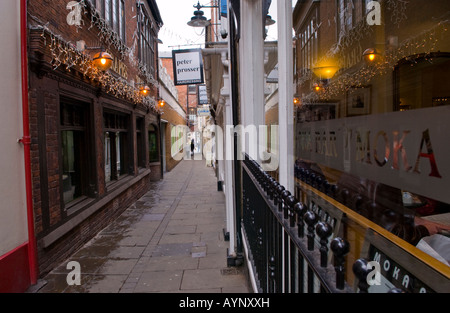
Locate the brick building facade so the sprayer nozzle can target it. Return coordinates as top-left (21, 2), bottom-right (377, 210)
top-left (27, 0), bottom-right (163, 276)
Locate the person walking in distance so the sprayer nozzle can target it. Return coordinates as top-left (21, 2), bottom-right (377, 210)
top-left (191, 139), bottom-right (195, 157)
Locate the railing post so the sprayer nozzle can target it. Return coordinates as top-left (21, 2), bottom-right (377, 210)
top-left (353, 258), bottom-right (370, 293)
top-left (269, 255), bottom-right (276, 293)
top-left (268, 177), bottom-right (275, 200)
top-left (294, 202), bottom-right (307, 238)
top-left (282, 190), bottom-right (291, 219)
top-left (277, 185), bottom-right (285, 212)
top-left (288, 196), bottom-right (296, 228)
top-left (331, 237), bottom-right (350, 290)
top-left (304, 210), bottom-right (318, 251)
top-left (272, 181), bottom-right (280, 206)
top-left (316, 222), bottom-right (332, 267)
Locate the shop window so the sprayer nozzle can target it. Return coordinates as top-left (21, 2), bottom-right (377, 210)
top-left (104, 111), bottom-right (130, 183)
top-left (148, 124), bottom-right (159, 163)
top-left (60, 100), bottom-right (92, 206)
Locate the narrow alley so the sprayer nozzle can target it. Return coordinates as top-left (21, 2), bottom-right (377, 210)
top-left (34, 157), bottom-right (250, 293)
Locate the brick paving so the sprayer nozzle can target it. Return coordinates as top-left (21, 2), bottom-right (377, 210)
top-left (34, 157), bottom-right (251, 293)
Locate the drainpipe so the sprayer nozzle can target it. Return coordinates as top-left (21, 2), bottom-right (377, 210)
top-left (20, 0), bottom-right (38, 285)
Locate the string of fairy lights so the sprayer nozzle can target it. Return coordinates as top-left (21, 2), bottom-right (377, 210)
top-left (317, 20), bottom-right (449, 101)
top-left (31, 0), bottom-right (159, 111)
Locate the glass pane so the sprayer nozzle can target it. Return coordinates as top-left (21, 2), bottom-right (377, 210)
top-left (149, 131), bottom-right (158, 162)
top-left (294, 0), bottom-right (450, 285)
top-left (116, 132), bottom-right (121, 176)
top-left (105, 0), bottom-right (111, 24)
top-left (105, 132), bottom-right (111, 183)
top-left (112, 0), bottom-right (118, 32)
top-left (119, 0), bottom-right (124, 40)
top-left (61, 130), bottom-right (82, 204)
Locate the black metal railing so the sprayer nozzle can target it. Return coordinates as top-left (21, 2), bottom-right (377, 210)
top-left (240, 154), bottom-right (406, 294)
top-left (241, 155), bottom-right (354, 293)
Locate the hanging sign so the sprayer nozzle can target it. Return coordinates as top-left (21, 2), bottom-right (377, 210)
top-left (172, 49), bottom-right (204, 86)
top-left (220, 0), bottom-right (228, 17)
top-left (198, 85), bottom-right (209, 105)
top-left (197, 106), bottom-right (211, 117)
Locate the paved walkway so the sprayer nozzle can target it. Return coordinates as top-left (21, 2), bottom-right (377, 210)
top-left (36, 157), bottom-right (251, 293)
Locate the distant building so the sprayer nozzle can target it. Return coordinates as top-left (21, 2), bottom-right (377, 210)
top-left (158, 54), bottom-right (188, 171)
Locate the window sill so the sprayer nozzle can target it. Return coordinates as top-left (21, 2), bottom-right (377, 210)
top-left (105, 174), bottom-right (132, 193)
top-left (66, 196), bottom-right (96, 217)
top-left (42, 169), bottom-right (151, 248)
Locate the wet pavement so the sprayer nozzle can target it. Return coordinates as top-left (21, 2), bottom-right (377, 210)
top-left (33, 157), bottom-right (251, 293)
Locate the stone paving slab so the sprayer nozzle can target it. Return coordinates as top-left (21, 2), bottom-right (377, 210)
top-left (36, 158), bottom-right (251, 294)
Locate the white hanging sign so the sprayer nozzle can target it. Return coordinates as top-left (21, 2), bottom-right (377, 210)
top-left (172, 49), bottom-right (204, 86)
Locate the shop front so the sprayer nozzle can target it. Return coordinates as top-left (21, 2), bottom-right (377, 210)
top-left (294, 0), bottom-right (450, 292)
top-left (26, 0), bottom-right (163, 277)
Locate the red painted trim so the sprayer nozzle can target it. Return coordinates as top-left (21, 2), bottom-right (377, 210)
top-left (20, 0), bottom-right (38, 284)
top-left (0, 242), bottom-right (30, 293)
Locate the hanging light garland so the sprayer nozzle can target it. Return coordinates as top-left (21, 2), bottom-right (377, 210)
top-left (35, 25), bottom-right (157, 112)
top-left (386, 0), bottom-right (409, 28)
top-left (29, 0), bottom-right (161, 113)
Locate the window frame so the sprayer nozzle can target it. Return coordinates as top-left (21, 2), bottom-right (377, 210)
top-left (94, 0), bottom-right (126, 42)
top-left (59, 98), bottom-right (94, 209)
top-left (103, 109), bottom-right (132, 185)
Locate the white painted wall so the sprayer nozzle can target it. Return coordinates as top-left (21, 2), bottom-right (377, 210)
top-left (0, 0), bottom-right (28, 256)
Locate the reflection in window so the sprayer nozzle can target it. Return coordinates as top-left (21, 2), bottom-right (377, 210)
top-left (396, 54), bottom-right (450, 111)
top-left (60, 101), bottom-right (89, 205)
top-left (148, 124), bottom-right (159, 163)
top-left (62, 131), bottom-right (82, 204)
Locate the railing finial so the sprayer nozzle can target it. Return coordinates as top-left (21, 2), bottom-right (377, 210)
top-left (331, 237), bottom-right (350, 290)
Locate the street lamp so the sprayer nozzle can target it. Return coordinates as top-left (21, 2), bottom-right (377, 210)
top-left (265, 15), bottom-right (276, 26)
top-left (187, 1), bottom-right (219, 28)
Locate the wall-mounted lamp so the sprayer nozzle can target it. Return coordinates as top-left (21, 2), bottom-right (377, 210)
top-left (363, 48), bottom-right (382, 64)
top-left (158, 99), bottom-right (166, 108)
top-left (187, 1), bottom-right (219, 28)
top-left (77, 40), bottom-right (113, 71)
top-left (92, 51), bottom-right (113, 71)
top-left (139, 85), bottom-right (151, 96)
top-left (313, 82), bottom-right (324, 93)
top-left (312, 66), bottom-right (339, 80)
top-left (293, 96), bottom-right (301, 106)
